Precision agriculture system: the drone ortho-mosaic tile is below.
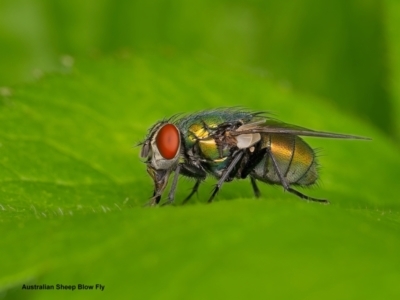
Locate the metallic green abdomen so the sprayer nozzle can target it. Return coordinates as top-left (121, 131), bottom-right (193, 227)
top-left (252, 134), bottom-right (318, 186)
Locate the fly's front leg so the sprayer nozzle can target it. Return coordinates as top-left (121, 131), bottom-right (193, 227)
top-left (161, 165), bottom-right (181, 206)
top-left (208, 150), bottom-right (245, 203)
top-left (266, 147), bottom-right (329, 204)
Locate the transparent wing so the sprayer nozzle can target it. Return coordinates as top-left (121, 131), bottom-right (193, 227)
top-left (231, 119), bottom-right (371, 140)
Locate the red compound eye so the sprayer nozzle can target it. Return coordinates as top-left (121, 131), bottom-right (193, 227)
top-left (155, 124), bottom-right (180, 159)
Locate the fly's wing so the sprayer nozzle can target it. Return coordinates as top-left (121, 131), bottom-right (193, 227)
top-left (231, 119), bottom-right (371, 140)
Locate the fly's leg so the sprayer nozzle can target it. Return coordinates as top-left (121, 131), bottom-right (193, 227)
top-left (266, 147), bottom-right (329, 204)
top-left (208, 150), bottom-right (245, 203)
top-left (161, 165), bottom-right (181, 206)
top-left (250, 177), bottom-right (261, 198)
top-left (241, 148), bottom-right (267, 178)
top-left (182, 179), bottom-right (202, 205)
top-left (287, 187), bottom-right (328, 203)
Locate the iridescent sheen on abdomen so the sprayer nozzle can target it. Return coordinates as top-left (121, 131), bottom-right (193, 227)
top-left (252, 134), bottom-right (318, 186)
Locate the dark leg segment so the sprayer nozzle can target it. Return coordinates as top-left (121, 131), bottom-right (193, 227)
top-left (241, 148), bottom-right (267, 178)
top-left (182, 179), bottom-right (202, 205)
top-left (208, 150), bottom-right (244, 203)
top-left (250, 177), bottom-right (261, 198)
top-left (288, 187), bottom-right (329, 204)
top-left (241, 148), bottom-right (266, 198)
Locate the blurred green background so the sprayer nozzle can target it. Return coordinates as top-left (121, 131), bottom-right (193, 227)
top-left (1, 0), bottom-right (399, 141)
top-left (1, 1), bottom-right (400, 299)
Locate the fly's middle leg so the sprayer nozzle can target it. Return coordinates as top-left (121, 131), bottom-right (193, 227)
top-left (240, 147), bottom-right (267, 198)
top-left (182, 179), bottom-right (202, 205)
top-left (208, 150), bottom-right (245, 203)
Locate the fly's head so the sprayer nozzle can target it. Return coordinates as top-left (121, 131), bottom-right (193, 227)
top-left (140, 121), bottom-right (182, 205)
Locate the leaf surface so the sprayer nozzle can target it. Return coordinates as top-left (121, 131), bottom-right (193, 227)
top-left (1, 55), bottom-right (399, 299)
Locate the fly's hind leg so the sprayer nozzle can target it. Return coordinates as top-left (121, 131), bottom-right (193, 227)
top-left (287, 187), bottom-right (329, 204)
top-left (266, 147), bottom-right (329, 204)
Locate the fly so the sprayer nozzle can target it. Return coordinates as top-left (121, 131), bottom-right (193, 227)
top-left (139, 108), bottom-right (370, 206)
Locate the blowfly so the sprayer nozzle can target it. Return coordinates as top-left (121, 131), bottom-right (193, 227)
top-left (139, 108), bottom-right (369, 206)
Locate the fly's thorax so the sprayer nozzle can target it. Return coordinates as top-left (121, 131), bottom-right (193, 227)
top-left (197, 138), bottom-right (230, 161)
top-left (188, 123), bottom-right (211, 140)
top-left (184, 120), bottom-right (232, 162)
top-left (179, 109), bottom-right (255, 147)
top-left (252, 134), bottom-right (318, 185)
top-left (184, 123), bottom-right (211, 149)
top-left (185, 125), bottom-right (235, 177)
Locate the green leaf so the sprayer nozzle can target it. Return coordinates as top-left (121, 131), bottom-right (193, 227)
top-left (1, 54), bottom-right (399, 299)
